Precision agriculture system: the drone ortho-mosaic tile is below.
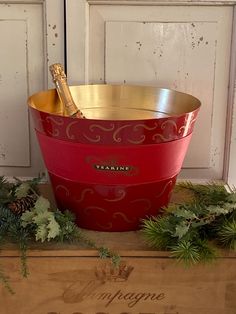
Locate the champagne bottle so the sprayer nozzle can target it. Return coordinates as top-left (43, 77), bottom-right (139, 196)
top-left (49, 63), bottom-right (85, 118)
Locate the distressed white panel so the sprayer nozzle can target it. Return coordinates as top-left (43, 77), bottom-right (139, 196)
top-left (45, 0), bottom-right (65, 89)
top-left (66, 0), bottom-right (88, 85)
top-left (0, 20), bottom-right (29, 166)
top-left (105, 21), bottom-right (216, 168)
top-left (88, 5), bottom-right (232, 180)
top-left (0, 1), bottom-right (64, 177)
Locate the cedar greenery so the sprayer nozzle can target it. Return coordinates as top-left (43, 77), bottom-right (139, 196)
top-left (1, 177), bottom-right (236, 292)
top-left (142, 181), bottom-right (236, 266)
top-left (0, 176), bottom-right (120, 294)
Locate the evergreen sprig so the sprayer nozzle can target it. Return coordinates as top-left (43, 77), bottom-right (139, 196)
top-left (0, 269), bottom-right (15, 295)
top-left (0, 176), bottom-right (120, 293)
top-left (217, 219), bottom-right (236, 249)
top-left (0, 175), bottom-right (121, 294)
top-left (0, 204), bottom-right (30, 290)
top-left (0, 176), bottom-right (15, 205)
top-left (5, 206), bottom-right (30, 277)
top-left (142, 182), bottom-right (236, 266)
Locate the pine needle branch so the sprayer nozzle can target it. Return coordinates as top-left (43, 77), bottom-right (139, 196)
top-left (0, 268), bottom-right (15, 295)
top-left (0, 176), bottom-right (122, 295)
top-left (217, 219), bottom-right (236, 250)
top-left (142, 216), bottom-right (176, 249)
top-left (77, 231), bottom-right (121, 267)
top-left (142, 181), bottom-right (236, 265)
top-left (169, 240), bottom-right (201, 266)
top-left (18, 240), bottom-right (29, 278)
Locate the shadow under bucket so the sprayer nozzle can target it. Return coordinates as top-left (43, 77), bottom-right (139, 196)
top-left (28, 85), bottom-right (201, 231)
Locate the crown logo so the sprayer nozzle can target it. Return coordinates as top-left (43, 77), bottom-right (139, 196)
top-left (95, 261), bottom-right (134, 283)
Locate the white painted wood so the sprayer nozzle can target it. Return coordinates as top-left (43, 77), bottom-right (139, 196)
top-left (105, 20), bottom-right (219, 171)
top-left (227, 8), bottom-right (236, 187)
top-left (44, 0), bottom-right (65, 89)
top-left (228, 97), bottom-right (236, 186)
top-left (67, 0), bottom-right (236, 184)
top-left (66, 0), bottom-right (89, 84)
top-left (0, 19), bottom-right (30, 166)
top-left (88, 0), bottom-right (236, 4)
top-left (67, 3), bottom-right (232, 181)
top-left (0, 0), bottom-right (64, 177)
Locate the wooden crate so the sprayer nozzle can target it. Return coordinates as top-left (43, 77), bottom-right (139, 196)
top-left (1, 185), bottom-right (236, 314)
top-left (0, 231), bottom-right (236, 314)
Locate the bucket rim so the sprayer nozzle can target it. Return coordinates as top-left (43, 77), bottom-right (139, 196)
top-left (28, 84), bottom-right (201, 121)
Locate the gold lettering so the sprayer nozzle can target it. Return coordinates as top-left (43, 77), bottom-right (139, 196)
top-left (128, 292), bottom-right (146, 307)
top-left (143, 293), bottom-right (154, 300)
top-left (155, 293), bottom-right (165, 301)
top-left (123, 292), bottom-right (136, 301)
top-left (97, 292), bottom-right (112, 300)
top-left (94, 164), bottom-right (131, 171)
top-left (105, 289), bottom-right (123, 307)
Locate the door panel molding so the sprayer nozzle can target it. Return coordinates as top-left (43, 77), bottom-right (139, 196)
top-left (66, 0), bottom-right (236, 184)
top-left (0, 0), bottom-right (64, 177)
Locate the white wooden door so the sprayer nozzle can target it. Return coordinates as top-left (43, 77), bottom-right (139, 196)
top-left (66, 1), bottom-right (236, 183)
top-left (0, 0), bottom-right (64, 178)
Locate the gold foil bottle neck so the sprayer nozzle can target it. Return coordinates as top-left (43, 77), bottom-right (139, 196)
top-left (49, 63), bottom-right (67, 82)
top-left (49, 63), bottom-right (85, 119)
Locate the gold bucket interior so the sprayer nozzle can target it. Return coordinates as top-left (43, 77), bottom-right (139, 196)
top-left (28, 84), bottom-right (201, 120)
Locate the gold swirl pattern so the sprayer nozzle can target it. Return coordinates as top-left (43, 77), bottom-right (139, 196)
top-left (152, 133), bottom-right (173, 142)
top-left (55, 184), bottom-right (70, 197)
top-left (83, 206), bottom-right (107, 215)
top-left (104, 188), bottom-right (126, 202)
top-left (161, 119), bottom-right (178, 131)
top-left (127, 135), bottom-right (146, 144)
top-left (66, 120), bottom-right (80, 140)
top-left (112, 212), bottom-right (135, 224)
top-left (152, 120), bottom-right (178, 141)
top-left (83, 133), bottom-right (101, 143)
top-left (178, 113), bottom-right (196, 136)
top-left (178, 125), bottom-right (187, 135)
top-left (133, 123), bottom-right (158, 131)
top-left (45, 116), bottom-right (64, 125)
top-left (126, 122), bottom-right (159, 144)
top-left (47, 129), bottom-right (60, 137)
top-left (83, 124), bottom-right (115, 143)
top-left (89, 123), bottom-right (115, 132)
top-left (112, 124), bottom-right (133, 142)
top-left (130, 198), bottom-right (152, 211)
top-left (45, 116), bottom-right (64, 137)
top-left (96, 222), bottom-right (113, 230)
top-left (75, 188), bottom-right (94, 203)
top-left (155, 180), bottom-right (173, 199)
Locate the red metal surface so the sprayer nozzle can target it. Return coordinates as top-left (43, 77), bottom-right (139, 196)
top-left (29, 104), bottom-right (199, 231)
top-left (36, 131), bottom-right (191, 184)
top-left (49, 172), bottom-right (177, 231)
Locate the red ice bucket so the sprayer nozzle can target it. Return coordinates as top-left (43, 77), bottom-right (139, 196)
top-left (28, 85), bottom-right (201, 231)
